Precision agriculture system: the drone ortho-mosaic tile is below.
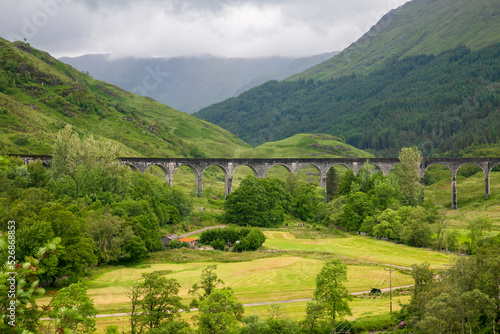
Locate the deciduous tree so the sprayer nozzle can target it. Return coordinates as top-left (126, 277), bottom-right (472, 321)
top-left (396, 147), bottom-right (422, 206)
top-left (313, 258), bottom-right (352, 322)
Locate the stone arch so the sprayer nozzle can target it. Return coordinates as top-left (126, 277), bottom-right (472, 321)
top-left (423, 162), bottom-right (453, 174)
top-left (201, 164), bottom-right (228, 199)
top-left (325, 164), bottom-right (351, 202)
top-left (422, 163), bottom-right (453, 208)
top-left (456, 163), bottom-right (487, 204)
top-left (489, 162), bottom-right (500, 174)
top-left (327, 163), bottom-right (352, 172)
top-left (202, 164), bottom-right (229, 177)
top-left (123, 163), bottom-right (140, 172)
top-left (144, 163), bottom-right (170, 182)
top-left (172, 163), bottom-right (202, 196)
top-left (231, 164), bottom-right (258, 178)
top-left (296, 163), bottom-right (321, 186)
top-left (265, 164), bottom-right (293, 182)
top-left (230, 165), bottom-right (258, 194)
top-left (369, 162), bottom-right (397, 176)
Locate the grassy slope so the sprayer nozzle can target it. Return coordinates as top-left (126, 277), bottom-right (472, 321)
top-left (290, 0), bottom-right (500, 81)
top-left (234, 133), bottom-right (374, 158)
top-left (425, 170), bottom-right (500, 228)
top-left (0, 38), bottom-right (249, 157)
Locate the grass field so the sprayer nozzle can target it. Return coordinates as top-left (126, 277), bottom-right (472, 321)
top-left (40, 256), bottom-right (412, 314)
top-left (263, 231), bottom-right (451, 269)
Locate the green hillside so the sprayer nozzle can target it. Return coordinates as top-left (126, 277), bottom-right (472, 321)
top-left (234, 133), bottom-right (374, 158)
top-left (290, 0), bottom-right (500, 81)
top-left (0, 38), bottom-right (250, 157)
top-left (196, 43), bottom-right (500, 156)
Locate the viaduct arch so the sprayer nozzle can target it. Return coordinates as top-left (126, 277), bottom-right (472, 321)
top-left (16, 156), bottom-right (500, 210)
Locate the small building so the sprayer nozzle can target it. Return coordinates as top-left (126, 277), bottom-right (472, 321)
top-left (178, 238), bottom-right (198, 249)
top-left (161, 234), bottom-right (178, 248)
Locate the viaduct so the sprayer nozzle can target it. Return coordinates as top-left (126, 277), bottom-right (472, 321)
top-left (18, 156), bottom-right (500, 210)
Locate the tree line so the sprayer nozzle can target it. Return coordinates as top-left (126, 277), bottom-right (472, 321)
top-left (0, 125), bottom-right (192, 285)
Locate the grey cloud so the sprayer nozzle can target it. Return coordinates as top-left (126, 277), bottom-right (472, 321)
top-left (0, 0), bottom-right (409, 58)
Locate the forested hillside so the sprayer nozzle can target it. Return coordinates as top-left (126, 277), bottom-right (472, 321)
top-left (196, 44), bottom-right (500, 156)
top-left (0, 38), bottom-right (249, 157)
top-left (289, 0), bottom-right (500, 81)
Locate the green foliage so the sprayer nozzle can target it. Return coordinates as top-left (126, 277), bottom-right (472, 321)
top-left (401, 246), bottom-right (500, 334)
top-left (326, 167), bottom-right (339, 202)
top-left (129, 272), bottom-right (186, 333)
top-left (340, 192), bottom-right (373, 232)
top-left (189, 265), bottom-right (225, 308)
top-left (0, 235), bottom-right (54, 333)
top-left (396, 147), bottom-right (423, 206)
top-left (0, 127), bottom-right (193, 282)
top-left (313, 258), bottom-right (352, 322)
top-left (49, 282), bottom-right (98, 333)
top-left (105, 325), bottom-right (120, 334)
top-left (288, 177), bottom-right (325, 222)
top-left (199, 227), bottom-right (253, 245)
top-left (466, 215), bottom-right (492, 254)
top-left (224, 176), bottom-right (291, 227)
top-left (197, 288), bottom-right (244, 334)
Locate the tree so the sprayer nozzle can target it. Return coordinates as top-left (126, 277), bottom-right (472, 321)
top-left (396, 147), bottom-right (422, 206)
top-left (400, 206), bottom-right (433, 247)
top-left (224, 176), bottom-right (290, 227)
top-left (337, 170), bottom-right (356, 196)
top-left (239, 228), bottom-right (266, 251)
top-left (189, 265), bottom-right (225, 308)
top-left (129, 272), bottom-right (186, 333)
top-left (340, 192), bottom-right (373, 231)
top-left (290, 181), bottom-right (324, 221)
top-left (197, 288), bottom-right (244, 334)
top-left (456, 289), bottom-right (495, 334)
top-left (313, 258), bottom-right (352, 322)
top-left (86, 208), bottom-right (133, 263)
top-left (326, 167), bottom-right (339, 202)
top-left (0, 234), bottom-right (60, 333)
top-left (372, 208), bottom-right (402, 240)
top-left (302, 299), bottom-right (327, 333)
top-left (49, 282), bottom-right (98, 333)
top-left (467, 215), bottom-right (492, 254)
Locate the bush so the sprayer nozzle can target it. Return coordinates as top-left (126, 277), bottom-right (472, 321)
top-left (210, 239), bottom-right (226, 251)
top-left (168, 240), bottom-right (190, 249)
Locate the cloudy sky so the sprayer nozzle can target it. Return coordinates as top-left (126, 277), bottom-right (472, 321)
top-left (1, 0), bottom-right (409, 59)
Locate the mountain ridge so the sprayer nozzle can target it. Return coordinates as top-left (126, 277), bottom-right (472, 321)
top-left (288, 0), bottom-right (500, 81)
top-left (195, 0), bottom-right (500, 156)
top-left (59, 52), bottom-right (338, 114)
top-left (0, 37), bottom-right (250, 158)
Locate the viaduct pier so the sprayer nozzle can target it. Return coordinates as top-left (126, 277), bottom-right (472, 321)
top-left (18, 156), bottom-right (500, 210)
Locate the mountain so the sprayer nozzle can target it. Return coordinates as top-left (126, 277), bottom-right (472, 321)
top-left (289, 0), bottom-right (500, 81)
top-left (59, 52), bottom-right (338, 114)
top-left (195, 0), bottom-right (500, 157)
top-left (0, 37), bottom-right (250, 157)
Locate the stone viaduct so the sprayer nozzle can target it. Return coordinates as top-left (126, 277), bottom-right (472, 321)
top-left (18, 155), bottom-right (500, 210)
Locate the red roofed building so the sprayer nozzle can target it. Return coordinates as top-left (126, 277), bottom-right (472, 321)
top-left (178, 238), bottom-right (198, 248)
